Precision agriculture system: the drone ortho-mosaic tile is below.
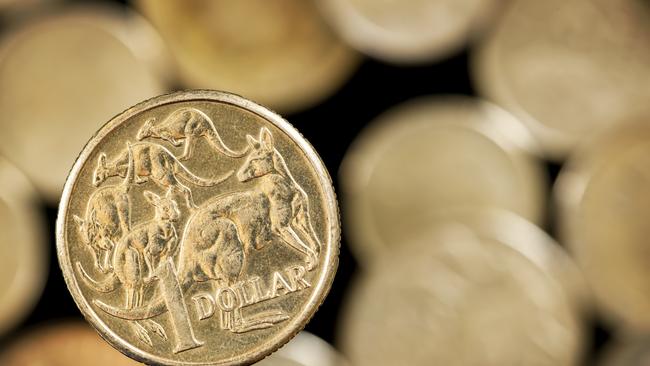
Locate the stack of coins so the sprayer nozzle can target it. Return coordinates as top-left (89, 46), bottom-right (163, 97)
top-left (0, 0), bottom-right (649, 365)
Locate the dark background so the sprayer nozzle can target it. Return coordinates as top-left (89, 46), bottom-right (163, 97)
top-left (1, 0), bottom-right (610, 364)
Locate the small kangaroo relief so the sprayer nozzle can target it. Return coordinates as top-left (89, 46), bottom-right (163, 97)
top-left (93, 141), bottom-right (233, 208)
top-left (74, 142), bottom-right (136, 273)
top-left (78, 189), bottom-right (181, 348)
top-left (137, 107), bottom-right (248, 160)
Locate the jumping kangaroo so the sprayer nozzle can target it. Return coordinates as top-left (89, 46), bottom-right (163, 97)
top-left (77, 189), bottom-right (180, 346)
top-left (137, 107), bottom-right (248, 160)
top-left (92, 128), bottom-right (322, 322)
top-left (93, 141), bottom-right (233, 208)
top-left (74, 142), bottom-right (135, 273)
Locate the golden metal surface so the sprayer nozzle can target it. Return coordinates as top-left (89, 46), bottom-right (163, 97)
top-left (339, 95), bottom-right (546, 264)
top-left (473, 0), bottom-right (650, 159)
top-left (137, 0), bottom-right (360, 113)
top-left (0, 5), bottom-right (169, 202)
top-left (339, 226), bottom-right (583, 366)
top-left (0, 156), bottom-right (47, 337)
top-left (56, 90), bottom-right (340, 366)
top-left (556, 123), bottom-right (650, 330)
top-left (317, 0), bottom-right (504, 63)
top-left (0, 322), bottom-right (141, 365)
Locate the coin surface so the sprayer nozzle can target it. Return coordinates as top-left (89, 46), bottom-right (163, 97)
top-left (339, 96), bottom-right (546, 263)
top-left (278, 331), bottom-right (349, 366)
top-left (0, 156), bottom-right (46, 337)
top-left (599, 336), bottom-right (650, 366)
top-left (317, 0), bottom-right (504, 63)
top-left (556, 123), bottom-right (650, 330)
top-left (57, 90), bottom-right (340, 366)
top-left (338, 226), bottom-right (583, 366)
top-left (0, 322), bottom-right (141, 365)
top-left (0, 5), bottom-right (169, 202)
top-left (473, 0), bottom-right (650, 159)
top-left (137, 0), bottom-right (359, 113)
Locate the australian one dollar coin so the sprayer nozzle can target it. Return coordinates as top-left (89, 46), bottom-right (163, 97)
top-left (56, 90), bottom-right (340, 365)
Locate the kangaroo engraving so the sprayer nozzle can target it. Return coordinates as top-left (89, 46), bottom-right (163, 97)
top-left (93, 127), bottom-right (322, 323)
top-left (137, 107), bottom-right (248, 160)
top-left (73, 142), bottom-right (135, 273)
top-left (77, 189), bottom-right (180, 347)
top-left (93, 141), bottom-right (233, 208)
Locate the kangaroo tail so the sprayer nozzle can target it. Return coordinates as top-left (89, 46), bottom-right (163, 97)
top-left (205, 129), bottom-right (248, 158)
top-left (94, 296), bottom-right (167, 320)
top-left (76, 262), bottom-right (118, 293)
top-left (177, 163), bottom-right (234, 187)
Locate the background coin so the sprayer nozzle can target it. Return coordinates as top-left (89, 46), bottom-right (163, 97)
top-left (0, 4), bottom-right (169, 202)
top-left (556, 123), bottom-right (650, 330)
top-left (317, 0), bottom-right (505, 63)
top-left (277, 331), bottom-right (349, 366)
top-left (0, 321), bottom-right (141, 365)
top-left (473, 0), bottom-right (650, 159)
top-left (137, 0), bottom-right (360, 113)
top-left (0, 156), bottom-right (46, 337)
top-left (339, 95), bottom-right (547, 264)
top-left (57, 90), bottom-right (340, 366)
top-left (338, 227), bottom-right (583, 366)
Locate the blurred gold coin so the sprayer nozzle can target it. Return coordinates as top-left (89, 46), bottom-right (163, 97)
top-left (0, 5), bottom-right (169, 202)
top-left (556, 123), bottom-right (650, 330)
top-left (338, 226), bottom-right (583, 366)
top-left (0, 322), bottom-right (141, 365)
top-left (278, 331), bottom-right (349, 366)
top-left (473, 0), bottom-right (650, 159)
top-left (339, 96), bottom-right (546, 264)
top-left (317, 0), bottom-right (504, 63)
top-left (599, 336), bottom-right (650, 366)
top-left (137, 0), bottom-right (360, 113)
top-left (0, 156), bottom-right (46, 337)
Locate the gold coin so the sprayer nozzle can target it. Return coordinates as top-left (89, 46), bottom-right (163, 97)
top-left (0, 156), bottom-right (46, 337)
top-left (0, 322), bottom-right (141, 365)
top-left (278, 331), bottom-right (349, 366)
top-left (473, 0), bottom-right (650, 159)
top-left (0, 5), bottom-right (169, 202)
top-left (56, 90), bottom-right (340, 366)
top-left (599, 336), bottom-right (650, 366)
top-left (317, 0), bottom-right (504, 63)
top-left (339, 95), bottom-right (547, 264)
top-left (556, 123), bottom-right (650, 330)
top-left (137, 0), bottom-right (360, 113)
top-left (338, 226), bottom-right (583, 366)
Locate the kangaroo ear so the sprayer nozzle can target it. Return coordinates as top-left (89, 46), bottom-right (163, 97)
top-left (260, 127), bottom-right (274, 150)
top-left (143, 190), bottom-right (160, 205)
top-left (165, 187), bottom-right (174, 199)
top-left (73, 215), bottom-right (84, 228)
top-left (246, 134), bottom-right (259, 149)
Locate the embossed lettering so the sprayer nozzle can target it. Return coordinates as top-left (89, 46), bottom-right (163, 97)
top-left (285, 265), bottom-right (311, 290)
top-left (192, 293), bottom-right (216, 321)
top-left (269, 271), bottom-right (294, 298)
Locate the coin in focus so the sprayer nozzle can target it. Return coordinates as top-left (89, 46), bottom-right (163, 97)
top-left (339, 95), bottom-right (546, 264)
top-left (137, 0), bottom-right (359, 113)
top-left (0, 322), bottom-right (141, 365)
top-left (0, 5), bottom-right (170, 202)
top-left (599, 336), bottom-right (650, 366)
top-left (317, 0), bottom-right (504, 63)
top-left (338, 225), bottom-right (583, 366)
top-left (0, 156), bottom-right (46, 337)
top-left (556, 123), bottom-right (650, 330)
top-left (473, 0), bottom-right (650, 159)
top-left (278, 331), bottom-right (349, 366)
top-left (57, 90), bottom-right (340, 365)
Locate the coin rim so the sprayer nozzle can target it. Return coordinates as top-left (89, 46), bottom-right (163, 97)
top-left (56, 90), bottom-right (341, 366)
